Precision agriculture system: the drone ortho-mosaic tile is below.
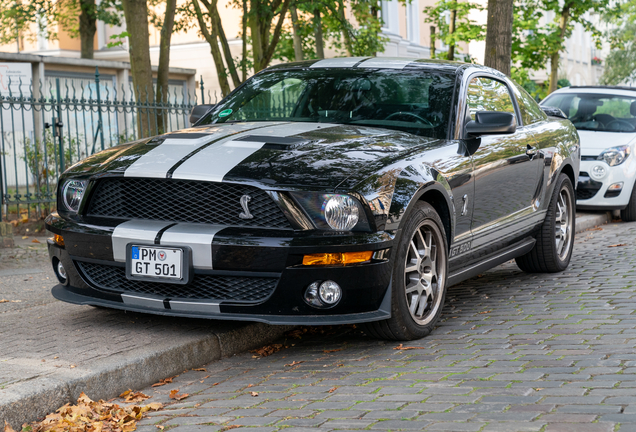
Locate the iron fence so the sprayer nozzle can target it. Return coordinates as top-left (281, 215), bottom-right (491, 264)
top-left (0, 67), bottom-right (218, 222)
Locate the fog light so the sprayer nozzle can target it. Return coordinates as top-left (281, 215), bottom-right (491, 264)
top-left (303, 251), bottom-right (372, 266)
top-left (590, 164), bottom-right (607, 180)
top-left (53, 257), bottom-right (68, 284)
top-left (319, 281), bottom-right (341, 305)
top-left (304, 280), bottom-right (342, 308)
top-left (53, 234), bottom-right (64, 246)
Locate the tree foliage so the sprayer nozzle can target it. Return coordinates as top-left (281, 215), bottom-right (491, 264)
top-left (601, 1), bottom-right (636, 85)
top-left (423, 0), bottom-right (485, 60)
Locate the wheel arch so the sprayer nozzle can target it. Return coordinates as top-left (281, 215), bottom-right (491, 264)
top-left (418, 188), bottom-right (452, 249)
top-left (559, 163), bottom-right (576, 189)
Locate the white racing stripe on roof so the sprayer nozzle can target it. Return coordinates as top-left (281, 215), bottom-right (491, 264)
top-left (123, 123), bottom-right (265, 178)
top-left (160, 223), bottom-right (225, 269)
top-left (111, 220), bottom-right (172, 262)
top-left (357, 58), bottom-right (415, 69)
top-left (310, 57), bottom-right (370, 68)
top-left (171, 122), bottom-right (329, 182)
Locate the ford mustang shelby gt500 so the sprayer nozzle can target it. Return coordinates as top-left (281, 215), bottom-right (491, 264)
top-left (46, 58), bottom-right (580, 340)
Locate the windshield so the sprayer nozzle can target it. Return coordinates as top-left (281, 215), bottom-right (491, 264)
top-left (199, 69), bottom-right (456, 139)
top-left (542, 93), bottom-right (636, 133)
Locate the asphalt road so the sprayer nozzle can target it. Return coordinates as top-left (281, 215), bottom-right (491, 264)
top-left (123, 220), bottom-right (636, 432)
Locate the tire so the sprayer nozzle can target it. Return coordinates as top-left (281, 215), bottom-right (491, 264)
top-left (516, 173), bottom-right (575, 273)
top-left (362, 202), bottom-right (449, 341)
top-left (620, 182), bottom-right (636, 222)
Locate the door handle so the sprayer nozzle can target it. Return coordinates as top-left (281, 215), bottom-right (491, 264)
top-left (526, 145), bottom-right (537, 157)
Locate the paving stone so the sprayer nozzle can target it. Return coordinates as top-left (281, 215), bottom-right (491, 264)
top-left (481, 422), bottom-right (545, 432)
top-left (545, 424), bottom-right (615, 432)
top-left (424, 422), bottom-right (485, 431)
top-left (369, 419), bottom-right (429, 429)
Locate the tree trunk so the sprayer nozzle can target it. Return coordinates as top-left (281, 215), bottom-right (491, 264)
top-left (79, 0), bottom-right (96, 59)
top-left (242, 0), bottom-right (247, 81)
top-left (337, 0), bottom-right (353, 56)
top-left (483, 0), bottom-right (513, 76)
top-left (290, 6), bottom-right (303, 61)
top-left (192, 0), bottom-right (231, 96)
top-left (121, 0), bottom-right (155, 137)
top-left (447, 2), bottom-right (457, 61)
top-left (213, 6), bottom-right (241, 87)
top-left (430, 25), bottom-right (436, 58)
top-left (548, 4), bottom-right (571, 94)
top-left (249, 0), bottom-right (264, 71)
top-left (156, 0), bottom-right (177, 133)
top-left (314, 9), bottom-right (324, 59)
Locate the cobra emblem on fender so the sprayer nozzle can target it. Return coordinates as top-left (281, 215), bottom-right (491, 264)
top-left (239, 195), bottom-right (254, 219)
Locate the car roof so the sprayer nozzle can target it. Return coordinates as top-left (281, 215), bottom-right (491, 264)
top-left (548, 86), bottom-right (636, 97)
top-left (265, 57), bottom-right (506, 78)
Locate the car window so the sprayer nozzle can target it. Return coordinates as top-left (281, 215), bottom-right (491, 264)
top-left (200, 69), bottom-right (456, 140)
top-left (512, 83), bottom-right (547, 125)
top-left (466, 77), bottom-right (516, 120)
top-left (542, 93), bottom-right (636, 133)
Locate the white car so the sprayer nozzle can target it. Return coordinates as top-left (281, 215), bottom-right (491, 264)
top-left (542, 86), bottom-right (636, 221)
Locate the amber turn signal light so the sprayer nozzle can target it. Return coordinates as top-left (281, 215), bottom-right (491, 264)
top-left (53, 234), bottom-right (64, 246)
top-left (303, 251), bottom-right (373, 266)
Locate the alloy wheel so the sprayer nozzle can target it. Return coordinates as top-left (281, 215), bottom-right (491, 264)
top-left (403, 221), bottom-right (446, 325)
top-left (555, 186), bottom-right (574, 260)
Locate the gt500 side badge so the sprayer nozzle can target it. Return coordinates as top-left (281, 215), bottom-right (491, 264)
top-left (239, 195), bottom-right (254, 219)
top-left (450, 241), bottom-right (471, 258)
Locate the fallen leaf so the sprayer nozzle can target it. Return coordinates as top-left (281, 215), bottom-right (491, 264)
top-left (328, 387), bottom-right (338, 393)
top-left (608, 243), bottom-right (627, 247)
top-left (323, 349), bottom-right (343, 353)
top-left (70, 364), bottom-right (76, 368)
top-left (250, 343), bottom-right (284, 357)
top-left (169, 389), bottom-right (188, 401)
top-left (0, 300), bottom-right (8, 303)
top-left (247, 384), bottom-right (254, 388)
top-left (213, 382), bottom-right (219, 386)
top-left (4, 421), bottom-right (16, 432)
top-left (151, 377), bottom-right (174, 387)
top-left (225, 426), bottom-right (241, 430)
top-left (31, 239), bottom-right (40, 243)
top-left (393, 344), bottom-right (426, 351)
top-left (54, 356), bottom-right (59, 359)
top-left (120, 389), bottom-right (150, 403)
top-left (22, 236), bottom-right (28, 239)
top-left (478, 310), bottom-right (491, 314)
top-left (250, 391), bottom-right (258, 397)
top-left (203, 375), bottom-right (210, 379)
top-left (284, 361), bottom-right (305, 367)
top-left (193, 368), bottom-right (207, 372)
top-left (156, 426), bottom-right (164, 430)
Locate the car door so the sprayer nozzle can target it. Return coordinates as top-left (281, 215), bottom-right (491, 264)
top-left (464, 75), bottom-right (542, 252)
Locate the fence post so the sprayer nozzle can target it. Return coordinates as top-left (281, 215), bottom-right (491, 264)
top-left (55, 78), bottom-right (65, 173)
top-left (95, 67), bottom-right (106, 151)
top-left (200, 75), bottom-right (205, 104)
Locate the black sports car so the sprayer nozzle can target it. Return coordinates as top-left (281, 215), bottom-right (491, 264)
top-left (46, 58), bottom-right (580, 340)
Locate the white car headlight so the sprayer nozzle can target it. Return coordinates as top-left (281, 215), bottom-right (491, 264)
top-left (598, 145), bottom-right (631, 166)
top-left (323, 195), bottom-right (360, 231)
top-left (62, 179), bottom-right (88, 212)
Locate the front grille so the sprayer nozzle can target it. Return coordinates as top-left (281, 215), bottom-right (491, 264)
top-left (76, 260), bottom-right (278, 303)
top-left (577, 171), bottom-right (602, 200)
top-left (85, 178), bottom-right (291, 229)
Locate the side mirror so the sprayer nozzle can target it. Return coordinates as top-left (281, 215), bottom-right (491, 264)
top-left (465, 111), bottom-right (516, 137)
top-left (190, 104), bottom-right (215, 124)
top-left (541, 106), bottom-right (567, 119)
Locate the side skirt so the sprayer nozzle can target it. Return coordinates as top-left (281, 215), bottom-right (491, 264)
top-left (447, 237), bottom-right (536, 287)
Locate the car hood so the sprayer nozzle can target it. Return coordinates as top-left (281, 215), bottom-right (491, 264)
top-left (577, 130), bottom-right (636, 155)
top-left (65, 122), bottom-right (445, 190)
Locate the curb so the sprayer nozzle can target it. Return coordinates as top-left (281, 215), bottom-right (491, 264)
top-left (0, 322), bottom-right (294, 428)
top-left (575, 211), bottom-right (613, 233)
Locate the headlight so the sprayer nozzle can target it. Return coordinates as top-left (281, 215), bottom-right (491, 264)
top-left (290, 192), bottom-right (370, 231)
top-left (323, 195), bottom-right (359, 230)
top-left (598, 145), bottom-right (631, 166)
top-left (62, 179), bottom-right (88, 212)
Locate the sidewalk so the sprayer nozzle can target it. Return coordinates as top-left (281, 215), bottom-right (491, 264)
top-left (0, 212), bottom-right (612, 428)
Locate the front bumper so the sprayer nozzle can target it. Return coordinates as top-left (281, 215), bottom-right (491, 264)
top-left (576, 159), bottom-right (636, 210)
top-left (46, 213), bottom-right (394, 325)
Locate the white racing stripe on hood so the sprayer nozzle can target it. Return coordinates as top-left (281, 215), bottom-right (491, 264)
top-left (160, 223), bottom-right (225, 269)
top-left (111, 220), bottom-right (172, 262)
top-left (171, 122), bottom-right (329, 182)
top-left (123, 124), bottom-right (268, 178)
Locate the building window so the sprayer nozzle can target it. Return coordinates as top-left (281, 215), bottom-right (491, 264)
top-left (405, 0), bottom-right (420, 43)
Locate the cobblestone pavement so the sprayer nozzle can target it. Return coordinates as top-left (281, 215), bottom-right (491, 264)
top-left (127, 221), bottom-right (636, 432)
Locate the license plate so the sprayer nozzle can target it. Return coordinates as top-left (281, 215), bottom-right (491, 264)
top-left (127, 245), bottom-right (184, 282)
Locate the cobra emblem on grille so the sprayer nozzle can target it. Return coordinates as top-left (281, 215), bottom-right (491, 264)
top-left (239, 195), bottom-right (254, 219)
